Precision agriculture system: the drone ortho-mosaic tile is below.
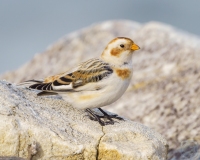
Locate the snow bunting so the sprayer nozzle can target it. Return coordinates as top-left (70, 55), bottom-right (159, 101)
top-left (19, 37), bottom-right (140, 126)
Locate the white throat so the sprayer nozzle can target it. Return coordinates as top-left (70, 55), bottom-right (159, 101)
top-left (101, 49), bottom-right (133, 66)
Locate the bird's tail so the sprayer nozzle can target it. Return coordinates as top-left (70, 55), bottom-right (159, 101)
top-left (17, 79), bottom-right (44, 87)
top-left (17, 79), bottom-right (58, 96)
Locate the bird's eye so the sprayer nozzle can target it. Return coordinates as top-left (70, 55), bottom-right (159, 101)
top-left (120, 44), bottom-right (124, 48)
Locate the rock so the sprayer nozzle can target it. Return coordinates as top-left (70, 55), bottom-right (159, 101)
top-left (1, 20), bottom-right (200, 157)
top-left (0, 142), bottom-right (37, 160)
top-left (168, 139), bottom-right (200, 160)
top-left (0, 81), bottom-right (168, 159)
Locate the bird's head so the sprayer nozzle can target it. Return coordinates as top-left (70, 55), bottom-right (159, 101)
top-left (101, 37), bottom-right (140, 65)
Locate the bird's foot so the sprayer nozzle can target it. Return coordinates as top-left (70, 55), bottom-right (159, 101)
top-left (87, 113), bottom-right (123, 126)
top-left (86, 108), bottom-right (124, 126)
top-left (98, 108), bottom-right (124, 121)
top-left (88, 114), bottom-right (114, 126)
top-left (98, 114), bottom-right (124, 121)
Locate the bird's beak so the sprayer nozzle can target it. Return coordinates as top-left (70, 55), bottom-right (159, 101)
top-left (131, 43), bottom-right (140, 51)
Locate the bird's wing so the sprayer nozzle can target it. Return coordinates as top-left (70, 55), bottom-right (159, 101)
top-left (27, 58), bottom-right (113, 93)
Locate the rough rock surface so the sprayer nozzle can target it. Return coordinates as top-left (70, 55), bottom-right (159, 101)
top-left (0, 80), bottom-right (168, 159)
top-left (1, 20), bottom-right (200, 158)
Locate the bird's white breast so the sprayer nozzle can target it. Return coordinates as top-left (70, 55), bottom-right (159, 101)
top-left (61, 65), bottom-right (133, 110)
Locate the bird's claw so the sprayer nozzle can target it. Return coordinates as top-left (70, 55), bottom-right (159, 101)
top-left (86, 108), bottom-right (124, 126)
top-left (88, 114), bottom-right (123, 126)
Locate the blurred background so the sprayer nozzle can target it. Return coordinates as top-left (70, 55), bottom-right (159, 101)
top-left (0, 0), bottom-right (199, 74)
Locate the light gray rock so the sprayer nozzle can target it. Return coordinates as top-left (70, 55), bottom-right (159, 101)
top-left (0, 80), bottom-right (168, 160)
top-left (168, 140), bottom-right (200, 160)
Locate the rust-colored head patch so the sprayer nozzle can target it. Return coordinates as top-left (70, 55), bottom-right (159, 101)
top-left (110, 48), bottom-right (122, 57)
top-left (115, 68), bottom-right (131, 80)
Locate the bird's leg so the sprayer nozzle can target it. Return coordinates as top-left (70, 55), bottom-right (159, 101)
top-left (86, 108), bottom-right (106, 126)
top-left (98, 108), bottom-right (124, 121)
top-left (86, 108), bottom-right (123, 126)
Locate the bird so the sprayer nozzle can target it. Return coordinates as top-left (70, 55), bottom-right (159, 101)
top-left (19, 37), bottom-right (140, 126)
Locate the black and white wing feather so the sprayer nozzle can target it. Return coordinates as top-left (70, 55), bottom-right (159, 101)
top-left (21, 59), bottom-right (113, 96)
